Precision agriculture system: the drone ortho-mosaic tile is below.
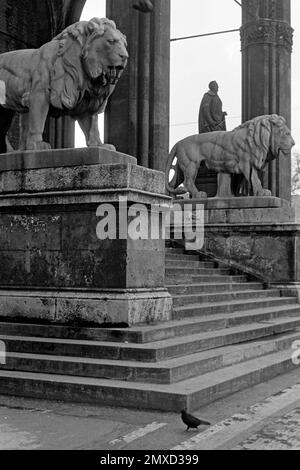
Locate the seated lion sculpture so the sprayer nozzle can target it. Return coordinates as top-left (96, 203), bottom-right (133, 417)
top-left (165, 114), bottom-right (295, 199)
top-left (0, 17), bottom-right (128, 153)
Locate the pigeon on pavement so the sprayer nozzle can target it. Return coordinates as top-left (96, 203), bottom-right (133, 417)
top-left (181, 409), bottom-right (211, 431)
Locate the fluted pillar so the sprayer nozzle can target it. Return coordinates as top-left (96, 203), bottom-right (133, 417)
top-left (241, 0), bottom-right (293, 200)
top-left (105, 0), bottom-right (170, 171)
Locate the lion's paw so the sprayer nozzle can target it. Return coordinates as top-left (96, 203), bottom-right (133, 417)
top-left (194, 191), bottom-right (207, 200)
top-left (101, 143), bottom-right (116, 152)
top-left (257, 189), bottom-right (272, 197)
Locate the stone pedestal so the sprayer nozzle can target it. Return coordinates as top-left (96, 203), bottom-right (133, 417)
top-left (174, 197), bottom-right (300, 285)
top-left (0, 148), bottom-right (172, 326)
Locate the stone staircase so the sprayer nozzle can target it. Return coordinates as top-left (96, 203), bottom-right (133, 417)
top-left (0, 245), bottom-right (300, 411)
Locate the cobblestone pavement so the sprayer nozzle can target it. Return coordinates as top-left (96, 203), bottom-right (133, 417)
top-left (0, 369), bottom-right (300, 450)
top-left (234, 408), bottom-right (300, 450)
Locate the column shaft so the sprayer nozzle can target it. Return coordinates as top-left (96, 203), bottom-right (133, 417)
top-left (241, 0), bottom-right (293, 200)
top-left (105, 0), bottom-right (170, 171)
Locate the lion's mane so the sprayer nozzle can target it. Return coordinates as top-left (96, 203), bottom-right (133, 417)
top-left (49, 17), bottom-right (125, 111)
top-left (233, 114), bottom-right (288, 170)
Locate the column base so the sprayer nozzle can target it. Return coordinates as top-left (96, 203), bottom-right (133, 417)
top-left (272, 284), bottom-right (300, 303)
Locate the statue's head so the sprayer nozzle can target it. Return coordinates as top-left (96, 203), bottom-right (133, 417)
top-left (209, 81), bottom-right (219, 93)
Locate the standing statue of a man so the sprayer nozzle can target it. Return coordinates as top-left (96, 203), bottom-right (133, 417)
top-left (198, 81), bottom-right (227, 134)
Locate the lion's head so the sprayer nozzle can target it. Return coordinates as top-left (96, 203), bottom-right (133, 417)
top-left (50, 18), bottom-right (128, 110)
top-left (235, 114), bottom-right (295, 170)
top-left (80, 18), bottom-right (128, 84)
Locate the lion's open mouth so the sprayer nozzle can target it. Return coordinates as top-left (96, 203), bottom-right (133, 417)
top-left (90, 66), bottom-right (125, 88)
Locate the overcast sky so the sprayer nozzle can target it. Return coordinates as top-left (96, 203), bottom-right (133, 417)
top-left (76, 0), bottom-right (300, 157)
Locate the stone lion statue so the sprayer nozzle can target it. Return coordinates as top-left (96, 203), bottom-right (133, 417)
top-left (165, 114), bottom-right (295, 199)
top-left (0, 17), bottom-right (128, 153)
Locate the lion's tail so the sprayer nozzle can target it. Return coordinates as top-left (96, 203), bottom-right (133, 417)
top-left (165, 144), bottom-right (187, 196)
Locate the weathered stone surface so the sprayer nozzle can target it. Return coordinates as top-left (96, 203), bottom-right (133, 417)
top-left (183, 196), bottom-right (291, 210)
top-left (0, 289), bottom-right (172, 326)
top-left (0, 213), bottom-right (61, 251)
top-left (0, 149), bottom-right (171, 324)
top-left (0, 149), bottom-right (165, 195)
top-left (174, 197), bottom-right (300, 284)
top-left (176, 197), bottom-right (295, 224)
top-left (0, 292), bottom-right (56, 321)
top-left (0, 207), bottom-right (167, 289)
top-left (204, 229), bottom-right (296, 284)
top-left (1, 245), bottom-right (300, 412)
top-left (0, 147), bottom-right (136, 171)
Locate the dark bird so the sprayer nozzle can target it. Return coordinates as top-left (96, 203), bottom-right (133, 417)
top-left (181, 409), bottom-right (210, 431)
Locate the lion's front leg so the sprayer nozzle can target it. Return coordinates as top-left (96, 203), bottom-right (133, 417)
top-left (217, 173), bottom-right (234, 198)
top-left (251, 169), bottom-right (272, 197)
top-left (77, 114), bottom-right (116, 151)
top-left (26, 90), bottom-right (51, 151)
top-left (184, 162), bottom-right (207, 199)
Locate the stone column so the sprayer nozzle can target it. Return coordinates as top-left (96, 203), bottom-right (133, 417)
top-left (44, 2), bottom-right (78, 150)
top-left (241, 0), bottom-right (293, 201)
top-left (105, 0), bottom-right (170, 172)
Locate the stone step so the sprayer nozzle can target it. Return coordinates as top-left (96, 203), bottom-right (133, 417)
top-left (173, 296), bottom-right (296, 320)
top-left (165, 247), bottom-right (185, 254)
top-left (0, 348), bottom-right (296, 411)
top-left (1, 317), bottom-right (299, 363)
top-left (166, 274), bottom-right (248, 284)
top-left (165, 253), bottom-right (204, 262)
top-left (166, 267), bottom-right (231, 276)
top-left (167, 282), bottom-right (263, 295)
top-left (165, 247), bottom-right (209, 261)
top-left (1, 304), bottom-right (299, 344)
top-left (0, 321), bottom-right (138, 343)
top-left (165, 260), bottom-right (214, 268)
top-left (2, 331), bottom-right (299, 385)
top-left (172, 289), bottom-right (279, 307)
